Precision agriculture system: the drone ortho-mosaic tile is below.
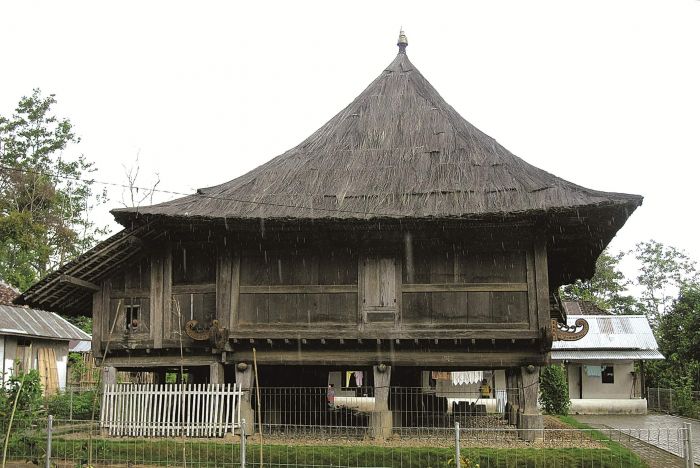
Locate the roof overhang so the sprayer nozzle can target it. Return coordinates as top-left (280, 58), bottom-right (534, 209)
top-left (551, 350), bottom-right (664, 361)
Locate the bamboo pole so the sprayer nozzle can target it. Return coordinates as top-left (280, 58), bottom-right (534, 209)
top-left (253, 348), bottom-right (263, 467)
top-left (88, 298), bottom-right (123, 467)
top-left (174, 299), bottom-right (187, 467)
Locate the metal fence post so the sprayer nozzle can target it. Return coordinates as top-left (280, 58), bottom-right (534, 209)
top-left (45, 415), bottom-right (53, 468)
top-left (454, 421), bottom-right (461, 468)
top-left (69, 386), bottom-right (74, 421)
top-left (658, 387), bottom-right (661, 410)
top-left (670, 389), bottom-right (674, 413)
top-left (684, 422), bottom-right (694, 468)
top-left (240, 418), bottom-right (247, 468)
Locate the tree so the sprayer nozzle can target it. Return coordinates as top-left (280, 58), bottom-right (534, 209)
top-left (634, 240), bottom-right (698, 325)
top-left (0, 89), bottom-right (107, 290)
top-left (647, 283), bottom-right (700, 390)
top-left (560, 249), bottom-right (639, 315)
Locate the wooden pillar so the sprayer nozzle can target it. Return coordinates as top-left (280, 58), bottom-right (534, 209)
top-left (505, 368), bottom-right (518, 425)
top-left (235, 362), bottom-right (254, 434)
top-left (371, 364), bottom-right (392, 439)
top-left (101, 366), bottom-right (116, 391)
top-left (210, 362), bottom-right (225, 384)
top-left (517, 365), bottom-right (543, 441)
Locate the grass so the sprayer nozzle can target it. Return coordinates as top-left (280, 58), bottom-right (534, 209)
top-left (4, 418), bottom-right (648, 467)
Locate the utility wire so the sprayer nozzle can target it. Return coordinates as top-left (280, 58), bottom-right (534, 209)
top-left (0, 164), bottom-right (401, 218)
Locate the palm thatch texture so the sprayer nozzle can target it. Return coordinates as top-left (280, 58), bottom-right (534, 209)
top-left (113, 38), bottom-right (640, 224)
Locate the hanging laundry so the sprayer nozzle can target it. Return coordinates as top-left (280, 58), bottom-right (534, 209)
top-left (451, 371), bottom-right (484, 386)
top-left (584, 365), bottom-right (602, 377)
top-left (355, 371), bottom-right (363, 386)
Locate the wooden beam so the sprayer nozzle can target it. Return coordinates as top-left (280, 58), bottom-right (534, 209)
top-left (402, 282), bottom-right (528, 293)
top-left (103, 354), bottom-right (217, 368)
top-left (239, 284), bottom-right (357, 294)
top-left (59, 275), bottom-right (99, 292)
top-left (233, 349), bottom-right (549, 367)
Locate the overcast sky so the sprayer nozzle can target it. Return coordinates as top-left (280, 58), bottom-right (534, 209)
top-left (2, 0), bottom-right (699, 277)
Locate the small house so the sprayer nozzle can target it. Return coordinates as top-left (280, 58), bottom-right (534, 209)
top-left (0, 280), bottom-right (90, 394)
top-left (551, 303), bottom-right (663, 414)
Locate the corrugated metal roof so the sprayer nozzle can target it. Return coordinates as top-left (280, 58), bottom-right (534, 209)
top-left (69, 340), bottom-right (92, 353)
top-left (551, 350), bottom-right (665, 361)
top-left (552, 315), bottom-right (660, 351)
top-left (0, 304), bottom-right (90, 341)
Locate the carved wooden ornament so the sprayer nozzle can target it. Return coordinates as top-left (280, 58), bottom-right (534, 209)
top-left (185, 319), bottom-right (229, 348)
top-left (551, 318), bottom-right (589, 341)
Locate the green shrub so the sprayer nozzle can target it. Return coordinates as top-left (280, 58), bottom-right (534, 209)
top-left (0, 370), bottom-right (45, 424)
top-left (539, 365), bottom-right (570, 415)
top-left (46, 390), bottom-right (99, 420)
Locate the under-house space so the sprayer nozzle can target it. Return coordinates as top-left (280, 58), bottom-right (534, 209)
top-left (16, 31), bottom-right (642, 439)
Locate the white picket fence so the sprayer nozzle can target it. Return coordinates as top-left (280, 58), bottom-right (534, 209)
top-left (100, 383), bottom-right (242, 437)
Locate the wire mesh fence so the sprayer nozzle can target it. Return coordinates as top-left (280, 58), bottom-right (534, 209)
top-left (648, 387), bottom-right (700, 418)
top-left (255, 386), bottom-right (511, 438)
top-left (0, 415), bottom-right (694, 467)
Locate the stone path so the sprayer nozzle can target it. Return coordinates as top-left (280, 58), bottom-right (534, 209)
top-left (576, 413), bottom-right (700, 466)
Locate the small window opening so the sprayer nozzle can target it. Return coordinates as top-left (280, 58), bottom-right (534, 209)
top-left (126, 304), bottom-right (141, 332)
top-left (601, 365), bottom-right (614, 384)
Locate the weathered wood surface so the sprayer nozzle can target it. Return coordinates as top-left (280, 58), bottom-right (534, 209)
top-left (59, 274), bottom-right (99, 291)
top-left (232, 349), bottom-right (549, 367)
top-left (95, 238), bottom-right (551, 353)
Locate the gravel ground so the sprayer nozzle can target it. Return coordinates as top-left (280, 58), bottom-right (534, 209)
top-left (54, 416), bottom-right (605, 449)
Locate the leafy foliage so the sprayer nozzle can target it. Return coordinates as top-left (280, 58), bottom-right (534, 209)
top-left (539, 365), bottom-right (570, 415)
top-left (634, 240), bottom-right (698, 325)
top-left (46, 389), bottom-right (99, 420)
top-left (67, 316), bottom-right (92, 334)
top-left (0, 89), bottom-right (107, 290)
top-left (560, 249), bottom-right (639, 315)
top-left (646, 283), bottom-right (700, 391)
top-left (0, 370), bottom-right (45, 424)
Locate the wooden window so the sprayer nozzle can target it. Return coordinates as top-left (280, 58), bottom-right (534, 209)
top-left (110, 297), bottom-right (150, 335)
top-left (125, 304), bottom-right (141, 332)
top-left (602, 365), bottom-right (614, 384)
top-left (363, 257), bottom-right (396, 308)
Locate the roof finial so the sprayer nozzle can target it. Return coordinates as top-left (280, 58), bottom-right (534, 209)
top-left (397, 28), bottom-right (408, 54)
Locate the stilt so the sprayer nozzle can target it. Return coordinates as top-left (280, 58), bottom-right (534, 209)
top-left (371, 364), bottom-right (392, 439)
top-left (101, 366), bottom-right (116, 391)
top-left (235, 362), bottom-right (255, 434)
top-left (517, 365), bottom-right (543, 441)
top-left (210, 362), bottom-right (225, 384)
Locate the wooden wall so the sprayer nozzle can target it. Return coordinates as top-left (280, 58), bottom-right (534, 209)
top-left (92, 232), bottom-right (552, 352)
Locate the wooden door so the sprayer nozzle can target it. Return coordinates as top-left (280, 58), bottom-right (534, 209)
top-left (361, 256), bottom-right (398, 326)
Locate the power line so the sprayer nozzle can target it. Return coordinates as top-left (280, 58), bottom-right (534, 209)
top-left (0, 164), bottom-right (395, 218)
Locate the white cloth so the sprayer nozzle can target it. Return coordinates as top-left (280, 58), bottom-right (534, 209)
top-left (451, 371), bottom-right (484, 386)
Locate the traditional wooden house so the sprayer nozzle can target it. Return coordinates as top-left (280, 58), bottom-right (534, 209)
top-left (16, 32), bottom-right (642, 438)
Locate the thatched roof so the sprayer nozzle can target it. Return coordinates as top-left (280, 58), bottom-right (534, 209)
top-left (17, 33), bottom-right (643, 316)
top-left (112, 35), bottom-right (642, 225)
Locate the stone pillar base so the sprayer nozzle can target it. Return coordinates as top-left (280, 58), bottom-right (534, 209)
top-left (370, 411), bottom-right (393, 440)
top-left (238, 404), bottom-right (255, 435)
top-left (518, 414), bottom-right (544, 441)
